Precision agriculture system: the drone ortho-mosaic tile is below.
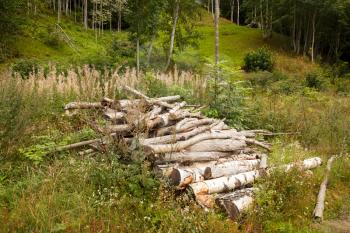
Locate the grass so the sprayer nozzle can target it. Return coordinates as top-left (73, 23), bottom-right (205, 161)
top-left (174, 9), bottom-right (315, 77)
top-left (2, 11), bottom-right (119, 70)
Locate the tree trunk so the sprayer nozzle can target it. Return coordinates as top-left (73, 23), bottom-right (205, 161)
top-left (311, 11), bottom-right (316, 63)
top-left (165, 0), bottom-right (180, 70)
top-left (214, 0), bottom-right (219, 66)
top-left (236, 0), bottom-right (240, 26)
top-left (136, 37), bottom-right (140, 77)
top-left (147, 34), bottom-right (156, 64)
top-left (313, 156), bottom-right (337, 220)
top-left (230, 0), bottom-right (234, 23)
top-left (58, 0), bottom-right (61, 23)
top-left (84, 0), bottom-right (88, 29)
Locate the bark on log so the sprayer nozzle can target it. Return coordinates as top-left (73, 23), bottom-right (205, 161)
top-left (203, 159), bottom-right (261, 180)
top-left (189, 170), bottom-right (261, 195)
top-left (313, 155), bottom-right (336, 221)
top-left (64, 102), bottom-right (103, 110)
top-left (103, 108), bottom-right (126, 122)
top-left (171, 159), bottom-right (260, 187)
top-left (259, 154), bottom-right (268, 169)
top-left (215, 188), bottom-right (256, 220)
top-left (108, 124), bottom-right (132, 133)
top-left (143, 125), bottom-right (211, 145)
top-left (280, 157), bottom-right (322, 172)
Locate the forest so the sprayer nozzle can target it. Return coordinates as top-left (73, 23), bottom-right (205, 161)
top-left (1, 0), bottom-right (350, 232)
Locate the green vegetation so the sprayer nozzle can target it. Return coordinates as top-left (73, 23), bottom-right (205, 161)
top-left (1, 1), bottom-right (350, 232)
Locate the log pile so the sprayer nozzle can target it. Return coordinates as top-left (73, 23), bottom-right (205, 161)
top-left (62, 86), bottom-right (323, 220)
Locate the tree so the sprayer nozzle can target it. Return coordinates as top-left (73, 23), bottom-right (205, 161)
top-left (165, 0), bottom-right (180, 70)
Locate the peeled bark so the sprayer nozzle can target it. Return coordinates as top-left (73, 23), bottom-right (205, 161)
top-left (313, 155), bottom-right (336, 220)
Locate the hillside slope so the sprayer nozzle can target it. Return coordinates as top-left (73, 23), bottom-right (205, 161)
top-left (4, 9), bottom-right (315, 78)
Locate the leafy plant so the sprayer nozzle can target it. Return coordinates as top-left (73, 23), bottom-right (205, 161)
top-left (12, 59), bottom-right (40, 79)
top-left (243, 48), bottom-right (274, 72)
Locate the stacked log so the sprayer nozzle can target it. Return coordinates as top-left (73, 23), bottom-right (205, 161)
top-left (62, 86), bottom-right (323, 220)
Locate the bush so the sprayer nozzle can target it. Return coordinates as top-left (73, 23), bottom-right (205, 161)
top-left (41, 26), bottom-right (62, 49)
top-left (304, 72), bottom-right (326, 91)
top-left (12, 59), bottom-right (40, 79)
top-left (243, 48), bottom-right (274, 72)
top-left (107, 37), bottom-right (134, 59)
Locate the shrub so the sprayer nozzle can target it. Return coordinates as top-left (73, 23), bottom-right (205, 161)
top-left (107, 37), bottom-right (134, 59)
top-left (243, 48), bottom-right (274, 72)
top-left (304, 72), bottom-right (325, 91)
top-left (12, 59), bottom-right (40, 79)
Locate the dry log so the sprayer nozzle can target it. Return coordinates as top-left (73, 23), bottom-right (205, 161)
top-left (203, 159), bottom-right (261, 180)
top-left (190, 157), bottom-right (322, 196)
top-left (103, 108), bottom-right (126, 122)
top-left (245, 139), bottom-right (272, 151)
top-left (156, 151), bottom-right (233, 163)
top-left (171, 159), bottom-right (260, 187)
top-left (189, 170), bottom-right (261, 195)
top-left (259, 154), bottom-right (268, 169)
top-left (188, 139), bottom-right (246, 152)
top-left (177, 119), bottom-right (216, 132)
top-left (280, 157), bottom-right (322, 172)
top-left (143, 125), bottom-right (211, 145)
top-left (313, 155), bottom-right (337, 221)
top-left (123, 85), bottom-right (175, 109)
top-left (143, 131), bottom-right (242, 154)
top-left (215, 188), bottom-right (256, 220)
top-left (64, 102), bottom-right (103, 110)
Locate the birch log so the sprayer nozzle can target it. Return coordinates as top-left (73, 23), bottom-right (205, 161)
top-left (171, 159), bottom-right (260, 187)
top-left (189, 170), bottom-right (261, 195)
top-left (280, 157), bottom-right (322, 172)
top-left (103, 108), bottom-right (126, 122)
top-left (313, 155), bottom-right (336, 220)
top-left (64, 102), bottom-right (103, 110)
top-left (215, 188), bottom-right (256, 220)
top-left (203, 159), bottom-right (261, 179)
